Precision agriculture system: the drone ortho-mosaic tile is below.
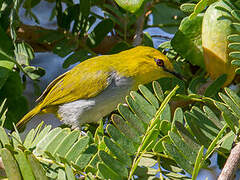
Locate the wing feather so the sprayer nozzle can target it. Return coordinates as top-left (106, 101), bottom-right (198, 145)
top-left (39, 57), bottom-right (111, 107)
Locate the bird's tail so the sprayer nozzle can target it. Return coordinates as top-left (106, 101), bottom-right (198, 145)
top-left (16, 105), bottom-right (42, 131)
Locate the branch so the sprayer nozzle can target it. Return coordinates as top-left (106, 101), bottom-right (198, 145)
top-left (132, 2), bottom-right (152, 46)
top-left (16, 24), bottom-right (121, 54)
top-left (218, 143), bottom-right (240, 180)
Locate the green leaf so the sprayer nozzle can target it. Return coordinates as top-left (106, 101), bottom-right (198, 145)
top-left (224, 87), bottom-right (240, 109)
top-left (160, 120), bottom-right (171, 135)
top-left (63, 50), bottom-right (90, 68)
top-left (57, 168), bottom-right (67, 180)
top-left (117, 104), bottom-right (146, 134)
top-left (175, 121), bottom-right (201, 150)
top-left (98, 162), bottom-right (121, 180)
top-left (1, 148), bottom-right (22, 180)
top-left (109, 42), bottom-right (130, 54)
top-left (106, 124), bottom-right (136, 154)
top-left (220, 131), bottom-right (235, 151)
top-left (231, 23), bottom-right (240, 33)
top-left (65, 136), bottom-right (90, 163)
top-left (35, 127), bottom-right (63, 155)
top-left (189, 0), bottom-right (217, 19)
top-left (231, 60), bottom-right (240, 66)
top-left (171, 14), bottom-right (204, 68)
top-left (45, 128), bottom-right (70, 155)
top-left (184, 111), bottom-right (211, 146)
top-left (152, 81), bottom-right (164, 102)
top-left (153, 135), bottom-right (169, 153)
top-left (236, 68), bottom-right (240, 74)
top-left (98, 150), bottom-right (128, 178)
top-left (191, 107), bottom-right (220, 139)
top-left (75, 144), bottom-right (97, 169)
top-left (126, 95), bottom-right (151, 124)
top-left (138, 154), bottom-right (157, 167)
top-left (169, 131), bottom-right (198, 165)
top-left (26, 152), bottom-right (48, 180)
top-left (23, 66), bottom-right (46, 80)
top-left (152, 3), bottom-right (185, 34)
top-left (203, 106), bottom-right (223, 129)
top-left (141, 127), bottom-right (158, 151)
top-left (0, 26), bottom-right (15, 61)
top-left (142, 32), bottom-right (154, 47)
top-left (188, 75), bottom-right (206, 95)
top-left (14, 149), bottom-right (35, 180)
top-left (163, 142), bottom-right (193, 174)
top-left (192, 146), bottom-right (204, 180)
top-left (15, 42), bottom-right (34, 65)
top-left (205, 124), bottom-right (228, 158)
top-left (0, 126), bottom-right (10, 146)
top-left (231, 10), bottom-right (240, 21)
top-left (53, 38), bottom-right (78, 57)
top-left (139, 84), bottom-right (159, 109)
top-left (114, 0), bottom-right (144, 13)
top-left (72, 0), bottom-right (91, 34)
top-left (54, 130), bottom-right (80, 157)
top-left (229, 51), bottom-right (240, 59)
top-left (219, 92), bottom-right (240, 117)
top-left (31, 124), bottom-right (52, 148)
top-left (157, 77), bottom-right (185, 94)
top-left (111, 114), bottom-right (140, 144)
top-left (12, 131), bottom-right (22, 148)
top-left (65, 164), bottom-right (75, 180)
top-left (87, 19), bottom-right (114, 48)
top-left (228, 42), bottom-right (240, 50)
top-left (160, 104), bottom-right (171, 121)
top-left (214, 101), bottom-right (238, 133)
top-left (130, 91), bottom-right (156, 117)
top-left (23, 129), bottom-right (36, 149)
top-left (0, 72), bottom-right (28, 130)
top-left (104, 136), bottom-right (132, 167)
top-left (172, 108), bottom-right (184, 130)
top-left (0, 61), bottom-right (13, 91)
top-left (228, 34), bottom-right (240, 42)
top-left (204, 74), bottom-right (227, 97)
top-left (180, 3), bottom-right (196, 14)
top-left (163, 171), bottom-right (191, 179)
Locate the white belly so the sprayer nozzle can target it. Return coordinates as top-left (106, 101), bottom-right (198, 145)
top-left (57, 74), bottom-right (133, 128)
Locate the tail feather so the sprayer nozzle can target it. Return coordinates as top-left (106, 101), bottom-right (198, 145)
top-left (16, 105), bottom-right (42, 131)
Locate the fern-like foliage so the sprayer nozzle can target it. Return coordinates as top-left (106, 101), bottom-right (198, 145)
top-left (0, 81), bottom-right (239, 179)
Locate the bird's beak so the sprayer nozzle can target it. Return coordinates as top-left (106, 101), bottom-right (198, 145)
top-left (163, 67), bottom-right (184, 80)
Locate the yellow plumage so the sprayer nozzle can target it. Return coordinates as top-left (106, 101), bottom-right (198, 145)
top-left (17, 46), bottom-right (174, 130)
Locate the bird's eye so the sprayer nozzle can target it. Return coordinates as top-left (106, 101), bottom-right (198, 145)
top-left (155, 59), bottom-right (164, 67)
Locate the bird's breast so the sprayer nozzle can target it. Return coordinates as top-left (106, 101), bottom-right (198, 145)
top-left (57, 73), bottom-right (134, 128)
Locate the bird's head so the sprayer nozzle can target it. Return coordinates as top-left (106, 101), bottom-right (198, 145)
top-left (121, 46), bottom-right (181, 86)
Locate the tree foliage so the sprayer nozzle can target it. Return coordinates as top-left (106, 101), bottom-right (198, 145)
top-left (1, 0), bottom-right (240, 179)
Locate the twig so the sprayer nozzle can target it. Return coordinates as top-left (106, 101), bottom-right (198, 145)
top-left (151, 35), bottom-right (172, 40)
top-left (218, 143), bottom-right (240, 180)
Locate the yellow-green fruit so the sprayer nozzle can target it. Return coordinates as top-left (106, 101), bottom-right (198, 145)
top-left (202, 0), bottom-right (236, 86)
top-left (17, 46), bottom-right (174, 130)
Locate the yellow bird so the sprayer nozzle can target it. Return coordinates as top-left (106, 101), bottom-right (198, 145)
top-left (16, 46), bottom-right (177, 130)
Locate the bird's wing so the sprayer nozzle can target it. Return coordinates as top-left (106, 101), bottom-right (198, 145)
top-left (36, 72), bottom-right (67, 102)
top-left (39, 62), bottom-right (111, 107)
